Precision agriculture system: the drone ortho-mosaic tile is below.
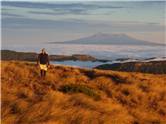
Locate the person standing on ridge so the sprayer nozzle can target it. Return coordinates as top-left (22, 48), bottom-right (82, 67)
top-left (37, 48), bottom-right (50, 77)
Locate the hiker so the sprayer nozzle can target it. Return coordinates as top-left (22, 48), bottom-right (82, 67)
top-left (37, 48), bottom-right (50, 77)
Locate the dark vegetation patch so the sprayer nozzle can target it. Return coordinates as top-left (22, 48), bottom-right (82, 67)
top-left (138, 83), bottom-right (150, 92)
top-left (59, 84), bottom-right (101, 100)
top-left (108, 74), bottom-right (129, 84)
top-left (81, 70), bottom-right (129, 84)
top-left (10, 103), bottom-right (21, 114)
top-left (81, 70), bottom-right (96, 79)
top-left (122, 89), bottom-right (130, 96)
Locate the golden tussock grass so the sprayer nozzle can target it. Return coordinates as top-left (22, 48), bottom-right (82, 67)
top-left (1, 61), bottom-right (166, 124)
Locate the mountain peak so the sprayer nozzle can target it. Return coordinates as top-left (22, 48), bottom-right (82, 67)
top-left (93, 32), bottom-right (109, 36)
top-left (51, 33), bottom-right (163, 46)
top-left (92, 33), bottom-right (128, 37)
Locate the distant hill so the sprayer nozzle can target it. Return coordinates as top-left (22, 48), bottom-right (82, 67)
top-left (95, 61), bottom-right (166, 74)
top-left (2, 50), bottom-right (166, 74)
top-left (1, 50), bottom-right (37, 61)
top-left (50, 33), bottom-right (163, 46)
top-left (0, 50), bottom-right (97, 61)
top-left (1, 61), bottom-right (166, 124)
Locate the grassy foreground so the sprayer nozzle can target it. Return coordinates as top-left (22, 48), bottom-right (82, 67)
top-left (1, 61), bottom-right (166, 124)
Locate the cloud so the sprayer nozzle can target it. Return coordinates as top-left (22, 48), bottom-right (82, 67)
top-left (2, 1), bottom-right (125, 16)
top-left (2, 1), bottom-right (125, 9)
top-left (2, 12), bottom-right (24, 17)
top-left (2, 16), bottom-right (164, 34)
top-left (28, 9), bottom-right (89, 16)
top-left (2, 17), bottom-right (90, 29)
top-left (2, 1), bottom-right (165, 44)
top-left (1, 8), bottom-right (15, 11)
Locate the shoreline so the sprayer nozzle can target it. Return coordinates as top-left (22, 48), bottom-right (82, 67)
top-left (1, 49), bottom-right (166, 62)
top-left (1, 50), bottom-right (166, 74)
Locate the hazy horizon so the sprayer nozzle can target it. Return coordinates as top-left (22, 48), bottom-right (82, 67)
top-left (2, 0), bottom-right (166, 46)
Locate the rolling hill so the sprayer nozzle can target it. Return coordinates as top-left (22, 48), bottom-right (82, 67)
top-left (1, 61), bottom-right (166, 124)
top-left (95, 61), bottom-right (166, 74)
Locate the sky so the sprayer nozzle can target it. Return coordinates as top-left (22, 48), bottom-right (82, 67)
top-left (1, 0), bottom-right (166, 45)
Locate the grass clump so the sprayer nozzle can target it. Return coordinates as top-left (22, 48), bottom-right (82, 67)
top-left (59, 84), bottom-right (101, 100)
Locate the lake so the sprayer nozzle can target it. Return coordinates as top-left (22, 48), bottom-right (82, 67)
top-left (51, 60), bottom-right (111, 68)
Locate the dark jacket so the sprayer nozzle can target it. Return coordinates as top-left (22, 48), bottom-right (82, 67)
top-left (37, 53), bottom-right (49, 65)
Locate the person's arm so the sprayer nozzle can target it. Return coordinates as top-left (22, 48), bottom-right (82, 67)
top-left (37, 54), bottom-right (40, 65)
top-left (47, 54), bottom-right (50, 65)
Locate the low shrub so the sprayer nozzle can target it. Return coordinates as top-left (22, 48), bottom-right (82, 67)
top-left (59, 84), bottom-right (101, 100)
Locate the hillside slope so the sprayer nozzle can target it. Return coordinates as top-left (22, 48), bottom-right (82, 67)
top-left (95, 61), bottom-right (166, 74)
top-left (1, 61), bottom-right (166, 124)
